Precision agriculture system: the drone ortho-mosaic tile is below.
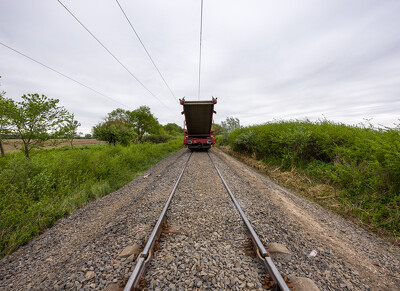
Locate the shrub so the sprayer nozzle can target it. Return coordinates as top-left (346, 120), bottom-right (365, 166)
top-left (228, 119), bottom-right (400, 235)
top-left (232, 130), bottom-right (256, 153)
top-left (215, 134), bottom-right (225, 145)
top-left (142, 135), bottom-right (174, 144)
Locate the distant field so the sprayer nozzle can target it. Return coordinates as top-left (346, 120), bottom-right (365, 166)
top-left (2, 139), bottom-right (104, 153)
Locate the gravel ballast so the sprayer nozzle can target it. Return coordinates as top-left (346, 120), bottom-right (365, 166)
top-left (0, 148), bottom-right (399, 290)
top-left (144, 151), bottom-right (264, 290)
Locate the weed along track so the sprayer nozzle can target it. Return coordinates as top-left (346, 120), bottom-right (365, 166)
top-left (0, 148), bottom-right (399, 290)
top-left (125, 151), bottom-right (301, 290)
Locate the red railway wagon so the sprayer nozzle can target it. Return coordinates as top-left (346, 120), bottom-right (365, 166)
top-left (180, 97), bottom-right (217, 151)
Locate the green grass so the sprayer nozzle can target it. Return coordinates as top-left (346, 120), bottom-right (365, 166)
top-left (228, 120), bottom-right (400, 236)
top-left (0, 139), bottom-right (182, 257)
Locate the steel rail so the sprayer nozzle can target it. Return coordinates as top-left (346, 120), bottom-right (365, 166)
top-left (124, 152), bottom-right (192, 291)
top-left (207, 152), bottom-right (290, 291)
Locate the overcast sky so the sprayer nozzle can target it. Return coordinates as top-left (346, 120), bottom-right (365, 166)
top-left (1, 0), bottom-right (399, 134)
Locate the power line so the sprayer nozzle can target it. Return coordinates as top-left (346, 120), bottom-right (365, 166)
top-left (0, 41), bottom-right (131, 109)
top-left (57, 0), bottom-right (173, 112)
top-left (115, 0), bottom-right (177, 102)
top-left (198, 0), bottom-right (204, 100)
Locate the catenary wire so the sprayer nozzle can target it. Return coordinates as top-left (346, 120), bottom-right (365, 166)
top-left (0, 41), bottom-right (132, 109)
top-left (56, 0), bottom-right (173, 113)
top-left (115, 0), bottom-right (177, 102)
top-left (198, 0), bottom-right (204, 100)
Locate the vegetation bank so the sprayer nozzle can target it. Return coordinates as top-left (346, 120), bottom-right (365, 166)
top-left (222, 119), bottom-right (399, 239)
top-left (0, 139), bottom-right (182, 257)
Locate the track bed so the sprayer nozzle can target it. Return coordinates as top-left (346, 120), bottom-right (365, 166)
top-left (144, 151), bottom-right (265, 289)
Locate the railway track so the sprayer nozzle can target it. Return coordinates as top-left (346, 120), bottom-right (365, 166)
top-left (124, 151), bottom-right (291, 291)
top-left (2, 148), bottom-right (394, 290)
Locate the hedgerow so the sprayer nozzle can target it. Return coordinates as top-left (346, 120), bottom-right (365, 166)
top-left (0, 139), bottom-right (182, 257)
top-left (228, 120), bottom-right (400, 235)
top-left (142, 134), bottom-right (175, 144)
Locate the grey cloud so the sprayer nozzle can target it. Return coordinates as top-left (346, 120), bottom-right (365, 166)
top-left (1, 0), bottom-right (399, 134)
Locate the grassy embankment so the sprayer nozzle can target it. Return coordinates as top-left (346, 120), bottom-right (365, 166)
top-left (219, 120), bottom-right (400, 241)
top-left (0, 139), bottom-right (182, 257)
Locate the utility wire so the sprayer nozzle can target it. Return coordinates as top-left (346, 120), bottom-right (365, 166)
top-left (198, 0), bottom-right (204, 100)
top-left (57, 0), bottom-right (173, 112)
top-left (115, 0), bottom-right (177, 102)
top-left (0, 41), bottom-right (131, 109)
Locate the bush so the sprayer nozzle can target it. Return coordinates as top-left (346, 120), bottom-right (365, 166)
top-left (0, 139), bottom-right (182, 257)
top-left (142, 135), bottom-right (174, 144)
top-left (228, 120), bottom-right (400, 235)
top-left (232, 130), bottom-right (256, 153)
top-left (163, 123), bottom-right (183, 136)
top-left (215, 134), bottom-right (226, 145)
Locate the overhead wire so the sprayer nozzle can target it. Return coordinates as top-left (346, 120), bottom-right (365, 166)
top-left (0, 41), bottom-right (132, 109)
top-left (56, 0), bottom-right (173, 113)
top-left (198, 0), bottom-right (204, 100)
top-left (115, 0), bottom-right (177, 102)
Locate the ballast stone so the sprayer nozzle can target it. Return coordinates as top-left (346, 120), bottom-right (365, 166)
top-left (167, 225), bottom-right (184, 234)
top-left (105, 282), bottom-right (120, 291)
top-left (290, 276), bottom-right (320, 291)
top-left (85, 271), bottom-right (95, 281)
top-left (266, 242), bottom-right (291, 260)
top-left (117, 243), bottom-right (141, 259)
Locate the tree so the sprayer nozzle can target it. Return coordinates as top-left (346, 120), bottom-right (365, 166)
top-left (63, 113), bottom-right (81, 148)
top-left (108, 108), bottom-right (128, 121)
top-left (219, 117), bottom-right (241, 144)
top-left (163, 123), bottom-right (182, 136)
top-left (92, 106), bottom-right (161, 145)
top-left (126, 106), bottom-right (160, 142)
top-left (213, 123), bottom-right (223, 135)
top-left (92, 108), bottom-right (135, 145)
top-left (0, 78), bottom-right (15, 157)
top-left (12, 94), bottom-right (70, 158)
top-left (93, 108), bottom-right (134, 146)
top-left (221, 117), bottom-right (241, 133)
top-left (92, 118), bottom-right (135, 146)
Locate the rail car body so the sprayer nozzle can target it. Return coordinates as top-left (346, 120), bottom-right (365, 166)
top-left (180, 97), bottom-right (217, 150)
